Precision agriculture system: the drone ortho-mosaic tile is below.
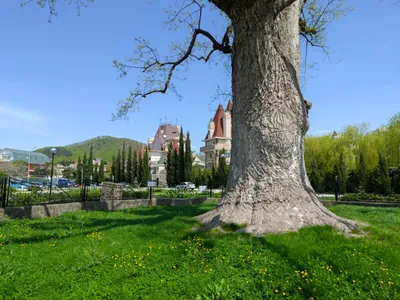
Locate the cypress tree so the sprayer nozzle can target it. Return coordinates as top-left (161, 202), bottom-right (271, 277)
top-left (178, 127), bottom-right (185, 183)
top-left (336, 152), bottom-right (347, 194)
top-left (184, 132), bottom-right (193, 182)
top-left (121, 141), bottom-right (126, 182)
top-left (166, 142), bottom-right (174, 187)
top-left (358, 152), bottom-right (367, 192)
top-left (137, 150), bottom-right (143, 186)
top-left (378, 153), bottom-right (391, 195)
top-left (126, 145), bottom-right (132, 184)
top-left (116, 150), bottom-right (121, 183)
top-left (111, 156), bottom-right (116, 182)
top-left (76, 156), bottom-right (82, 184)
top-left (132, 149), bottom-right (138, 184)
top-left (82, 152), bottom-right (88, 185)
top-left (173, 147), bottom-right (179, 186)
top-left (217, 151), bottom-right (228, 188)
top-left (142, 147), bottom-right (150, 186)
top-left (98, 160), bottom-right (105, 183)
top-left (88, 144), bottom-right (94, 179)
top-left (310, 158), bottom-right (322, 193)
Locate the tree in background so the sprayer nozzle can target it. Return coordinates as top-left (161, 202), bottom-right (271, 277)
top-left (121, 141), bottom-right (126, 182)
top-left (310, 158), bottom-right (323, 193)
top-left (358, 152), bottom-right (368, 192)
top-left (116, 150), bottom-right (121, 183)
top-left (137, 149), bottom-right (143, 186)
top-left (178, 128), bottom-right (185, 183)
top-left (216, 150), bottom-right (229, 188)
top-left (88, 144), bottom-right (94, 180)
top-left (111, 156), bottom-right (116, 182)
top-left (126, 145), bottom-right (132, 184)
top-left (378, 153), bottom-right (391, 195)
top-left (172, 147), bottom-right (179, 186)
top-left (184, 132), bottom-right (193, 182)
top-left (98, 160), bottom-right (105, 183)
top-left (142, 147), bottom-right (150, 186)
top-left (62, 168), bottom-right (76, 180)
top-left (132, 149), bottom-right (138, 184)
top-left (166, 142), bottom-right (174, 187)
top-left (337, 152), bottom-right (347, 194)
top-left (192, 165), bottom-right (202, 187)
top-left (76, 156), bottom-right (82, 184)
top-left (82, 152), bottom-right (89, 185)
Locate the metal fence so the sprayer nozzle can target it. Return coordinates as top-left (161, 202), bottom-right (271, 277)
top-left (0, 177), bottom-right (225, 208)
top-left (0, 176), bottom-right (102, 208)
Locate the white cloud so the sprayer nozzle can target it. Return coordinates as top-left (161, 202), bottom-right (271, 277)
top-left (0, 104), bottom-right (49, 137)
top-left (0, 106), bottom-right (44, 123)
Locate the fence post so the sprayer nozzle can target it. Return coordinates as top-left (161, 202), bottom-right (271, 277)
top-left (1, 177), bottom-right (7, 208)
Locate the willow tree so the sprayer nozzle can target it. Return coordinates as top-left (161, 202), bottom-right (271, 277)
top-left (26, 0), bottom-right (359, 234)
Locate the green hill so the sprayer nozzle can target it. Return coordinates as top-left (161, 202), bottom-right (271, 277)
top-left (36, 136), bottom-right (145, 165)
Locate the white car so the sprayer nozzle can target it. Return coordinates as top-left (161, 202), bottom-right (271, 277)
top-left (177, 182), bottom-right (195, 191)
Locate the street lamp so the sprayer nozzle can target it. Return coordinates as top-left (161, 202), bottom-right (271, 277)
top-left (49, 148), bottom-right (57, 201)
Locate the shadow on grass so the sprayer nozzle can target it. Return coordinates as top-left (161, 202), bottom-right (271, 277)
top-left (5, 204), bottom-right (215, 246)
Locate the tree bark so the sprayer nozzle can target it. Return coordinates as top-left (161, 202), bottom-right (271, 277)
top-left (198, 0), bottom-right (360, 235)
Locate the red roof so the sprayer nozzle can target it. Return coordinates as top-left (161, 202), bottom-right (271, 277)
top-left (212, 104), bottom-right (225, 137)
top-left (204, 101), bottom-right (233, 140)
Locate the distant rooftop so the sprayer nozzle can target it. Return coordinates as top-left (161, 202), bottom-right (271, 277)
top-left (0, 148), bottom-right (50, 164)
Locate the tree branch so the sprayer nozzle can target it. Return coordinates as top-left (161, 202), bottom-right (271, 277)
top-left (113, 26), bottom-right (231, 120)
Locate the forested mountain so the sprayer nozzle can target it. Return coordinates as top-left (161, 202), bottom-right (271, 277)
top-left (36, 136), bottom-right (144, 165)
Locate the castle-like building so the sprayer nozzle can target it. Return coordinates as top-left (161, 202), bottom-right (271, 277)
top-left (200, 101), bottom-right (232, 169)
top-left (147, 124), bottom-right (182, 186)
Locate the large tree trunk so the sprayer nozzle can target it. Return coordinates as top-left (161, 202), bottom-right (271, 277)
top-left (197, 0), bottom-right (359, 235)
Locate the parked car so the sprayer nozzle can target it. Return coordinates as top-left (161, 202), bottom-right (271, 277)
top-left (176, 182), bottom-right (195, 191)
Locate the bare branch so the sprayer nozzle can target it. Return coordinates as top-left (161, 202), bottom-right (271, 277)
top-left (21, 0), bottom-right (94, 21)
top-left (113, 23), bottom-right (231, 120)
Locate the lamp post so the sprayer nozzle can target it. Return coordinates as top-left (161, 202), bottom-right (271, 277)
top-left (49, 148), bottom-right (57, 201)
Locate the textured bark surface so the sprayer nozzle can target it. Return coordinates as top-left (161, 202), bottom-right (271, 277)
top-left (197, 0), bottom-right (360, 235)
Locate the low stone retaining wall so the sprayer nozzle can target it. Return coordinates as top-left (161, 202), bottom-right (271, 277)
top-left (320, 200), bottom-right (400, 208)
top-left (338, 201), bottom-right (400, 208)
top-left (2, 198), bottom-right (218, 219)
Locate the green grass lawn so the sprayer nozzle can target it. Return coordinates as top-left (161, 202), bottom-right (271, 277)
top-left (0, 203), bottom-right (399, 299)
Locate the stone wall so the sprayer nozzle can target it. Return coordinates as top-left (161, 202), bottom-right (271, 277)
top-left (100, 182), bottom-right (123, 201)
top-left (2, 198), bottom-right (218, 219)
top-left (5, 202), bottom-right (83, 219)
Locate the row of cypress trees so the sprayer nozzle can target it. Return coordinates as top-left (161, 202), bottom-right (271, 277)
top-left (165, 129), bottom-right (193, 187)
top-left (76, 145), bottom-right (105, 185)
top-left (309, 151), bottom-right (400, 195)
top-left (110, 141), bottom-right (150, 186)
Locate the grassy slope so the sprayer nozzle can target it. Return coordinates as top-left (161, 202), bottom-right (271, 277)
top-left (36, 136), bottom-right (145, 164)
top-left (0, 204), bottom-right (398, 299)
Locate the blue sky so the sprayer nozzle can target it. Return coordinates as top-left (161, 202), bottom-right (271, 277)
top-left (0, 0), bottom-right (399, 154)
